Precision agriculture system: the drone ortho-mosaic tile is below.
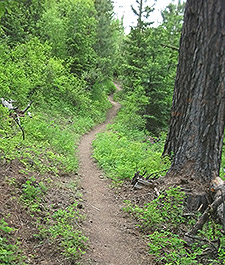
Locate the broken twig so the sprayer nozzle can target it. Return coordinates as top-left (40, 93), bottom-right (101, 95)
top-left (1, 98), bottom-right (32, 140)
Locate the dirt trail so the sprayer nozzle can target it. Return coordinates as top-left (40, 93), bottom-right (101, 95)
top-left (78, 84), bottom-right (151, 265)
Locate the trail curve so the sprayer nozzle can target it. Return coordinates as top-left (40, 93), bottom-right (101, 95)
top-left (78, 83), bottom-right (151, 265)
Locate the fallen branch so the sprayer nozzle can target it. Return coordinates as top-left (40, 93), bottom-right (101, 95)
top-left (1, 98), bottom-right (17, 110)
top-left (185, 233), bottom-right (220, 252)
top-left (131, 171), bottom-right (158, 190)
top-left (186, 195), bottom-right (224, 236)
top-left (161, 43), bottom-right (179, 51)
top-left (21, 101), bottom-right (32, 114)
top-left (13, 112), bottom-right (25, 140)
top-left (1, 98), bottom-right (32, 140)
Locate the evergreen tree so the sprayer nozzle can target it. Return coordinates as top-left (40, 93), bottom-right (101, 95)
top-left (111, 18), bottom-right (125, 78)
top-left (39, 0), bottom-right (97, 80)
top-left (131, 0), bottom-right (153, 32)
top-left (163, 0), bottom-right (225, 183)
top-left (66, 0), bottom-right (97, 77)
top-left (122, 1), bottom-right (184, 134)
top-left (94, 0), bottom-right (117, 80)
top-left (1, 0), bottom-right (45, 45)
top-left (122, 0), bottom-right (154, 91)
top-left (38, 0), bottom-right (68, 59)
top-left (144, 2), bottom-right (185, 134)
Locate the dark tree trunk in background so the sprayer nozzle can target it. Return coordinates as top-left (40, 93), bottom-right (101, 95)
top-left (163, 0), bottom-right (225, 183)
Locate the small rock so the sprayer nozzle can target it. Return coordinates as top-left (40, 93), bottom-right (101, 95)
top-left (77, 203), bottom-right (83, 209)
top-left (133, 183), bottom-right (143, 190)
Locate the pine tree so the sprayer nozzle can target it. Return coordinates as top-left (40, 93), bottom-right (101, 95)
top-left (122, 1), bottom-right (184, 134)
top-left (94, 0), bottom-right (116, 79)
top-left (163, 0), bottom-right (225, 184)
top-left (1, 0), bottom-right (45, 45)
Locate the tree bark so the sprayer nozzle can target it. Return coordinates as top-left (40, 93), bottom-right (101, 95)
top-left (163, 0), bottom-right (225, 183)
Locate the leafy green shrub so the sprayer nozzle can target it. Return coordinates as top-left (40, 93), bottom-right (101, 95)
top-left (91, 82), bottom-right (112, 107)
top-left (21, 176), bottom-right (47, 213)
top-left (0, 38), bottom-right (51, 106)
top-left (123, 187), bottom-right (185, 231)
top-left (93, 131), bottom-right (170, 182)
top-left (0, 37), bottom-right (97, 112)
top-left (0, 219), bottom-right (26, 265)
top-left (0, 104), bottom-right (10, 134)
top-left (117, 86), bottom-right (148, 132)
top-left (99, 79), bottom-right (117, 95)
top-left (38, 203), bottom-right (87, 260)
top-left (148, 231), bottom-right (200, 265)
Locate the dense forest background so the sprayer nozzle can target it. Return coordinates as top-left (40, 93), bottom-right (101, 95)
top-left (0, 0), bottom-right (224, 264)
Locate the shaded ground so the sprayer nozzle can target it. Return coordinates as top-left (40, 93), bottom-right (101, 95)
top-left (78, 84), bottom-right (152, 265)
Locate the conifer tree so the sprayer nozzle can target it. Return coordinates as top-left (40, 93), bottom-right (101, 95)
top-left (94, 0), bottom-right (116, 79)
top-left (1, 0), bottom-right (45, 45)
top-left (122, 0), bottom-right (154, 90)
top-left (122, 1), bottom-right (184, 134)
top-left (163, 0), bottom-right (225, 184)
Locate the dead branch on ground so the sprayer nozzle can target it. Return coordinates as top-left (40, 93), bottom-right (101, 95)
top-left (1, 98), bottom-right (32, 140)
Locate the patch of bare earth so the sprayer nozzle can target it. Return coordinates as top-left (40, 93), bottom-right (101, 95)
top-left (0, 158), bottom-right (84, 264)
top-left (78, 84), bottom-right (152, 265)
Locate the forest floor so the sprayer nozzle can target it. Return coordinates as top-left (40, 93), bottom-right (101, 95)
top-left (78, 83), bottom-right (152, 265)
top-left (0, 83), bottom-right (153, 265)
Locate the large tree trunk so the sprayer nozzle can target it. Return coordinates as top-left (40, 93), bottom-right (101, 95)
top-left (163, 0), bottom-right (225, 183)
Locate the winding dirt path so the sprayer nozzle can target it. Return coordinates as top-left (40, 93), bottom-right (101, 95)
top-left (78, 84), bottom-right (151, 265)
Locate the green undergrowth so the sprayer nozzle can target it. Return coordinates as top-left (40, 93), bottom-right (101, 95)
top-left (0, 89), bottom-right (111, 263)
top-left (3, 174), bottom-right (88, 263)
top-left (93, 87), bottom-right (170, 183)
top-left (123, 187), bottom-right (225, 265)
top-left (18, 173), bottom-right (88, 259)
top-left (36, 202), bottom-right (88, 259)
top-left (0, 39), bottom-right (113, 263)
top-left (18, 173), bottom-right (87, 261)
top-left (92, 79), bottom-right (116, 96)
top-left (92, 87), bottom-right (225, 264)
top-left (93, 130), bottom-right (170, 182)
top-left (0, 219), bottom-right (26, 265)
top-left (0, 105), bottom-right (109, 177)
